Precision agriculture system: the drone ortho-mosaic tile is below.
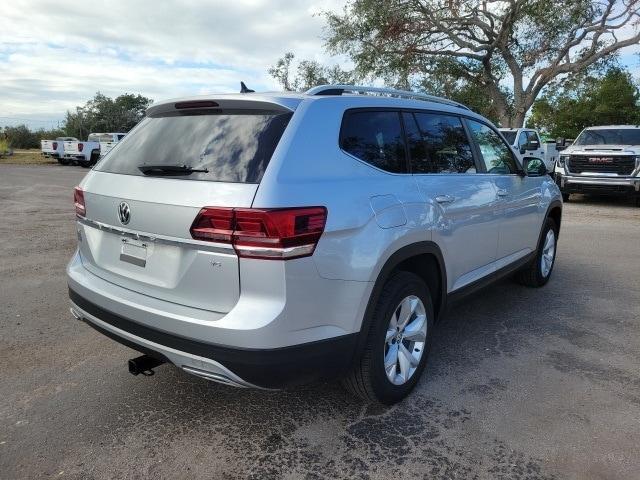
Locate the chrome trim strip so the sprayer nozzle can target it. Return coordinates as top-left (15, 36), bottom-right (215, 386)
top-left (76, 216), bottom-right (235, 254)
top-left (234, 243), bottom-right (315, 258)
top-left (181, 366), bottom-right (249, 388)
top-left (563, 176), bottom-right (640, 186)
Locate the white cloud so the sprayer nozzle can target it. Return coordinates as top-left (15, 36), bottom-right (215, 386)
top-left (0, 0), bottom-right (347, 128)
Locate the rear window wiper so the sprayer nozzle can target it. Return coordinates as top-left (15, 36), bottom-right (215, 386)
top-left (138, 164), bottom-right (209, 176)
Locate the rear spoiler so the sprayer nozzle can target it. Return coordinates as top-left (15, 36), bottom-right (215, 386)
top-left (146, 95), bottom-right (300, 118)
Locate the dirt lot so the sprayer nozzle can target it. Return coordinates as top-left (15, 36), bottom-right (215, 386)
top-left (1, 164), bottom-right (639, 479)
top-left (0, 149), bottom-right (57, 165)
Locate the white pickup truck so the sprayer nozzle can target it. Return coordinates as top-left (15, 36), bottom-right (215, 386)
top-left (499, 128), bottom-right (558, 172)
top-left (554, 125), bottom-right (640, 204)
top-left (63, 132), bottom-right (126, 167)
top-left (41, 137), bottom-right (78, 163)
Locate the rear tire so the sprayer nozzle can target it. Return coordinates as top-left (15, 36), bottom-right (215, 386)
top-left (562, 193), bottom-right (570, 202)
top-left (58, 158), bottom-right (69, 166)
top-left (341, 271), bottom-right (434, 405)
top-left (516, 217), bottom-right (558, 287)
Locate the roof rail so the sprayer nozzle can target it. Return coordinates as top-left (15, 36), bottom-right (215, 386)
top-left (305, 84), bottom-right (469, 110)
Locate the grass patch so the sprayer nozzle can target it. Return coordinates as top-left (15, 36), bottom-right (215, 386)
top-left (0, 149), bottom-right (58, 165)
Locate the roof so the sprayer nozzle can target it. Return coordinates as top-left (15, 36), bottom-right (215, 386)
top-left (146, 85), bottom-right (477, 119)
top-left (583, 125), bottom-right (640, 129)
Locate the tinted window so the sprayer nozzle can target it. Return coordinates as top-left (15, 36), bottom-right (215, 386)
top-left (517, 132), bottom-right (528, 149)
top-left (501, 131), bottom-right (517, 145)
top-left (574, 128), bottom-right (640, 146)
top-left (467, 120), bottom-right (518, 174)
top-left (340, 111), bottom-right (407, 173)
top-left (95, 110), bottom-right (292, 183)
top-left (410, 113), bottom-right (476, 174)
top-left (402, 112), bottom-right (428, 170)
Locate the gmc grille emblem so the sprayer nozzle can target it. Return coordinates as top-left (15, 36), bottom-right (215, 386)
top-left (588, 157), bottom-right (614, 164)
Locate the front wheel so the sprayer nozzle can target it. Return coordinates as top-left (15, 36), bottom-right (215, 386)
top-left (516, 217), bottom-right (558, 287)
top-left (341, 271), bottom-right (434, 405)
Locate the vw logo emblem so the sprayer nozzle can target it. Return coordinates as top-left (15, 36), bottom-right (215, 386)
top-left (118, 202), bottom-right (131, 225)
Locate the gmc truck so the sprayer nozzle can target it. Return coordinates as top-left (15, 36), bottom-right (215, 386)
top-left (63, 133), bottom-right (126, 167)
top-left (41, 137), bottom-right (78, 163)
top-left (554, 125), bottom-right (640, 204)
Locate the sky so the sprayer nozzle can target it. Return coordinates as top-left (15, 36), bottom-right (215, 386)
top-left (1, 0), bottom-right (639, 131)
top-left (0, 0), bottom-right (347, 130)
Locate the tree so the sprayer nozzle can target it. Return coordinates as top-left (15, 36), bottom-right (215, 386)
top-left (528, 67), bottom-right (640, 138)
top-left (63, 92), bottom-right (152, 139)
top-left (312, 0), bottom-right (640, 126)
top-left (269, 52), bottom-right (356, 91)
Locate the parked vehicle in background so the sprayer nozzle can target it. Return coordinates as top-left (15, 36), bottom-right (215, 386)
top-left (554, 125), bottom-right (640, 204)
top-left (41, 137), bottom-right (77, 164)
top-left (63, 133), bottom-right (127, 167)
top-left (499, 128), bottom-right (556, 172)
top-left (98, 132), bottom-right (126, 157)
top-left (68, 85), bottom-right (562, 404)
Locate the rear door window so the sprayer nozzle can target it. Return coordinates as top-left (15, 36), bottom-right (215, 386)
top-left (94, 109), bottom-right (293, 183)
top-left (410, 112), bottom-right (476, 174)
top-left (340, 110), bottom-right (407, 173)
top-left (467, 120), bottom-right (519, 174)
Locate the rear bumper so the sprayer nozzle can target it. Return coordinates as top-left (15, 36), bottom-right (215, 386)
top-left (64, 154), bottom-right (87, 161)
top-left (69, 288), bottom-right (357, 388)
top-left (555, 173), bottom-right (640, 195)
top-left (66, 247), bottom-right (370, 388)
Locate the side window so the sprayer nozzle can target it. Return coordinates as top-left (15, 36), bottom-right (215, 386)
top-left (527, 131), bottom-right (540, 148)
top-left (467, 120), bottom-right (519, 174)
top-left (410, 113), bottom-right (476, 174)
top-left (340, 111), bottom-right (407, 173)
top-left (517, 131), bottom-right (528, 150)
top-left (401, 112), bottom-right (429, 172)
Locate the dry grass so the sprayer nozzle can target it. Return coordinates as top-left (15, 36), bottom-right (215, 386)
top-left (0, 149), bottom-right (58, 165)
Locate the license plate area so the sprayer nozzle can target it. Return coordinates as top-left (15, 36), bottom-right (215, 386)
top-left (120, 238), bottom-right (148, 267)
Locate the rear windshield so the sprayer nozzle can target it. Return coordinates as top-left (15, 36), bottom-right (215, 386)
top-left (500, 131), bottom-right (517, 144)
top-left (95, 109), bottom-right (293, 183)
top-left (574, 128), bottom-right (640, 146)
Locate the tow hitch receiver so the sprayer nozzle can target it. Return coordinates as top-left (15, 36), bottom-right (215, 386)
top-left (128, 355), bottom-right (165, 376)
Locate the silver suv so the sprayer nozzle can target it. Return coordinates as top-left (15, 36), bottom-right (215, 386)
top-left (67, 85), bottom-right (562, 404)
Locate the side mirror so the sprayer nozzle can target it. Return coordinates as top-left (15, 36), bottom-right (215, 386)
top-left (527, 140), bottom-right (540, 151)
top-left (523, 157), bottom-right (547, 176)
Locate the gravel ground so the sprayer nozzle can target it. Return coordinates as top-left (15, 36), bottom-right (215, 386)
top-left (1, 164), bottom-right (639, 480)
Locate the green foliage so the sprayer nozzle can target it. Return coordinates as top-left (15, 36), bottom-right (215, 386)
top-left (2, 92), bottom-right (152, 148)
top-left (271, 0), bottom-right (640, 126)
top-left (528, 68), bottom-right (640, 138)
top-left (0, 125), bottom-right (66, 149)
top-left (63, 92), bottom-right (153, 139)
top-left (268, 52), bottom-right (356, 91)
top-left (0, 138), bottom-right (10, 154)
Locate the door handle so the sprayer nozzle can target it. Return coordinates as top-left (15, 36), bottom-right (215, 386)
top-left (496, 189), bottom-right (509, 197)
top-left (435, 195), bottom-right (455, 204)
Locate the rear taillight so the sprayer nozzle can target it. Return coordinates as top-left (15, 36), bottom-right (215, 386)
top-left (74, 186), bottom-right (86, 217)
top-left (52, 141), bottom-right (58, 150)
top-left (78, 143), bottom-right (84, 152)
top-left (190, 207), bottom-right (327, 260)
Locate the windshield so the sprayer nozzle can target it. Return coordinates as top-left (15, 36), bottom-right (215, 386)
top-left (574, 128), bottom-right (640, 146)
top-left (95, 109), bottom-right (293, 183)
top-left (500, 131), bottom-right (517, 144)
